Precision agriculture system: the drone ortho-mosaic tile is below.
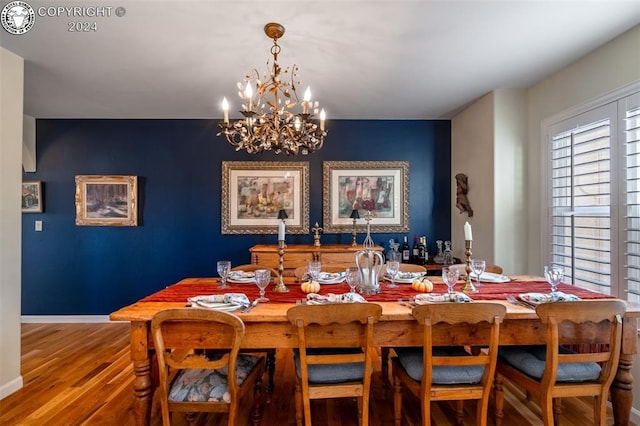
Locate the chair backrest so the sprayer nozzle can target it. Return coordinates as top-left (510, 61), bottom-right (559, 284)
top-left (286, 303), bottom-right (383, 367)
top-left (535, 300), bottom-right (626, 387)
top-left (232, 264), bottom-right (279, 278)
top-left (412, 303), bottom-right (506, 388)
top-left (151, 308), bottom-right (245, 411)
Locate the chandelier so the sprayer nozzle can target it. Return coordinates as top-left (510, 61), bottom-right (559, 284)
top-left (218, 23), bottom-right (327, 155)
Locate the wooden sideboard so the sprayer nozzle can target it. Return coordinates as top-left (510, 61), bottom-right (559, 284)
top-left (249, 244), bottom-right (383, 277)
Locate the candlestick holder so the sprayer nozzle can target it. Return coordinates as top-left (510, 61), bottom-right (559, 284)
top-left (312, 222), bottom-right (323, 247)
top-left (461, 239), bottom-right (478, 293)
top-left (272, 239), bottom-right (289, 292)
top-left (350, 209), bottom-right (360, 247)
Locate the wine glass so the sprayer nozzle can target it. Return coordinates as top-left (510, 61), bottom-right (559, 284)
top-left (216, 260), bottom-right (231, 289)
top-left (345, 267), bottom-right (360, 293)
top-left (544, 265), bottom-right (564, 294)
top-left (442, 266), bottom-right (460, 295)
top-left (471, 259), bottom-right (486, 288)
top-left (254, 269), bottom-right (271, 302)
top-left (386, 260), bottom-right (400, 289)
top-left (307, 261), bottom-right (321, 281)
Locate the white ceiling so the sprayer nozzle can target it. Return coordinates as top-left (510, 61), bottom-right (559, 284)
top-left (2, 1), bottom-right (639, 120)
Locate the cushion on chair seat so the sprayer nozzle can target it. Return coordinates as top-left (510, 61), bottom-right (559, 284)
top-left (294, 348), bottom-right (364, 384)
top-left (499, 345), bottom-right (601, 382)
top-left (168, 354), bottom-right (261, 403)
top-left (395, 346), bottom-right (485, 384)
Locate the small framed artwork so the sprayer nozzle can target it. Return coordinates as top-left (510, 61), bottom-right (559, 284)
top-left (22, 181), bottom-right (43, 213)
top-left (323, 161), bottom-right (409, 233)
top-left (222, 161), bottom-right (309, 235)
top-left (75, 175), bottom-right (138, 226)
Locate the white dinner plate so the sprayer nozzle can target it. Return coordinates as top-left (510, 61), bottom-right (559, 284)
top-left (316, 272), bottom-right (345, 284)
top-left (227, 271), bottom-right (256, 283)
top-left (386, 272), bottom-right (425, 284)
top-left (470, 272), bottom-right (510, 283)
top-left (191, 301), bottom-right (244, 311)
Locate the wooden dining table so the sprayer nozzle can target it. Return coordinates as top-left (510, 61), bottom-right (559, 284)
top-left (109, 275), bottom-right (640, 426)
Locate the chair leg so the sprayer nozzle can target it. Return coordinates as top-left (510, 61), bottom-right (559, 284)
top-left (393, 377), bottom-right (403, 426)
top-left (478, 392), bottom-right (490, 426)
top-left (456, 400), bottom-right (464, 425)
top-left (294, 380), bottom-right (303, 426)
top-left (266, 350), bottom-right (276, 401)
top-left (494, 375), bottom-right (505, 426)
top-left (381, 347), bottom-right (390, 387)
top-left (540, 394), bottom-right (555, 426)
top-left (358, 396), bottom-right (365, 425)
top-left (250, 376), bottom-right (264, 425)
top-left (553, 398), bottom-right (562, 425)
top-left (594, 395), bottom-right (607, 426)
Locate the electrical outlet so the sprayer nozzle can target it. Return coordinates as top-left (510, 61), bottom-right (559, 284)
top-left (35, 220), bottom-right (42, 232)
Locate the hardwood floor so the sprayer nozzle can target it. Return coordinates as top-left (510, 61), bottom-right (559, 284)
top-left (0, 323), bottom-right (627, 425)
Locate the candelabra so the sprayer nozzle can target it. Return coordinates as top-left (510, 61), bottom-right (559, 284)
top-left (461, 240), bottom-right (478, 293)
top-left (350, 209), bottom-right (360, 246)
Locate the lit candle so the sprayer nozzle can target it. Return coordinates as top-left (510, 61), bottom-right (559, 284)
top-left (244, 83), bottom-right (253, 111)
top-left (320, 109), bottom-right (326, 131)
top-left (303, 87), bottom-right (311, 114)
top-left (222, 97), bottom-right (229, 124)
top-left (464, 221), bottom-right (473, 241)
top-left (278, 220), bottom-right (286, 241)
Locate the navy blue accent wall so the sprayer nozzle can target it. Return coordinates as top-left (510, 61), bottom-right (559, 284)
top-left (22, 119), bottom-right (451, 315)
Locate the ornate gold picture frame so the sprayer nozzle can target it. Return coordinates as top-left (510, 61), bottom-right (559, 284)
top-left (221, 161), bottom-right (309, 235)
top-left (323, 161), bottom-right (409, 233)
top-left (75, 175), bottom-right (138, 226)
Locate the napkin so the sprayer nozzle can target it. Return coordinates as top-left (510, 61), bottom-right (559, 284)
top-left (415, 292), bottom-right (474, 304)
top-left (306, 293), bottom-right (367, 304)
top-left (189, 293), bottom-right (250, 309)
top-left (519, 292), bottom-right (581, 305)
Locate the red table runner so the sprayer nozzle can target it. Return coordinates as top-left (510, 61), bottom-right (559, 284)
top-left (140, 277), bottom-right (612, 304)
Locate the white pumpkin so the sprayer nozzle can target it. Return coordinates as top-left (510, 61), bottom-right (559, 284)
top-left (301, 280), bottom-right (321, 294)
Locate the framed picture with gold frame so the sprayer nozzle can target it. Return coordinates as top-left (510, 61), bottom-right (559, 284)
top-left (322, 161), bottom-right (409, 233)
top-left (221, 161), bottom-right (309, 235)
top-left (75, 175), bottom-right (138, 226)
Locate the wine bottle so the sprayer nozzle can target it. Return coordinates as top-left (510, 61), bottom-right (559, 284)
top-left (412, 236), bottom-right (419, 263)
top-left (418, 236), bottom-right (426, 265)
top-left (401, 236), bottom-right (410, 263)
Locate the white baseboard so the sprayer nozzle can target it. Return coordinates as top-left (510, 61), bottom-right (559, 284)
top-left (632, 406), bottom-right (640, 425)
top-left (0, 375), bottom-right (23, 399)
top-left (21, 315), bottom-right (114, 323)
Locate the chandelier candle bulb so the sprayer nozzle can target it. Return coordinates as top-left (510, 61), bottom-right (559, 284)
top-left (464, 221), bottom-right (472, 241)
top-left (320, 109), bottom-right (326, 131)
top-left (222, 98), bottom-right (229, 124)
top-left (244, 83), bottom-right (253, 110)
top-left (303, 87), bottom-right (311, 114)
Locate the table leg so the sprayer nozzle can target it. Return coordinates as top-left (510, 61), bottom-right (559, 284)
top-left (131, 322), bottom-right (153, 426)
top-left (612, 353), bottom-right (634, 426)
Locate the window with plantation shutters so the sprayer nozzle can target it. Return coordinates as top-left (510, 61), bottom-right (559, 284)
top-left (624, 93), bottom-right (640, 302)
top-left (544, 87), bottom-right (640, 301)
top-left (549, 112), bottom-right (612, 295)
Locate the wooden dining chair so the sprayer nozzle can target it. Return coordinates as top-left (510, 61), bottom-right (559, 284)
top-left (286, 303), bottom-right (383, 426)
top-left (392, 303), bottom-right (506, 426)
top-left (231, 264), bottom-right (279, 278)
top-left (494, 300), bottom-right (626, 426)
top-left (151, 308), bottom-right (266, 426)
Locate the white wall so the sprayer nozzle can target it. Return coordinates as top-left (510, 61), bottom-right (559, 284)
top-left (0, 47), bottom-right (24, 398)
top-left (451, 89), bottom-right (527, 274)
top-left (451, 92), bottom-right (495, 262)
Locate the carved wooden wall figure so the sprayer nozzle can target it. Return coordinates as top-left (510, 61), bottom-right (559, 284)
top-left (455, 173), bottom-right (473, 217)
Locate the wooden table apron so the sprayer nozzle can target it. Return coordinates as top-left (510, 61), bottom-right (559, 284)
top-left (110, 278), bottom-right (640, 426)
